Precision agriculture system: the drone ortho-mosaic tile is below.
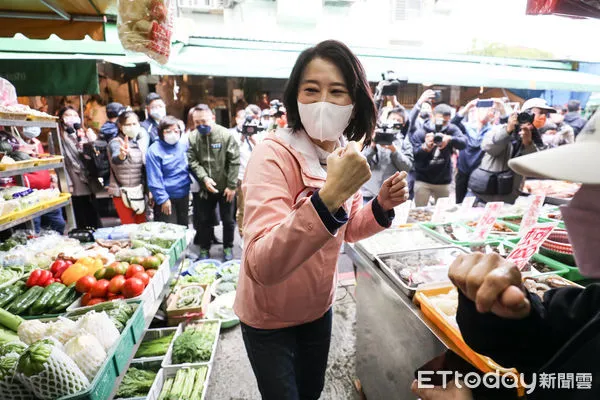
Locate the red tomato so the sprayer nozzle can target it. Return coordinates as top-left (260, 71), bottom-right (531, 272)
top-left (146, 269), bottom-right (157, 278)
top-left (81, 292), bottom-right (93, 306)
top-left (108, 294), bottom-right (125, 301)
top-left (75, 276), bottom-right (97, 294)
top-left (90, 279), bottom-right (110, 298)
top-left (108, 275), bottom-right (126, 294)
top-left (87, 298), bottom-right (106, 306)
top-left (133, 272), bottom-right (150, 287)
top-left (125, 264), bottom-right (145, 279)
top-left (122, 278), bottom-right (144, 298)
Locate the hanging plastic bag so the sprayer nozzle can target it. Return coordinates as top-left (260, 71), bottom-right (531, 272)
top-left (0, 78), bottom-right (17, 107)
top-left (117, 0), bottom-right (174, 64)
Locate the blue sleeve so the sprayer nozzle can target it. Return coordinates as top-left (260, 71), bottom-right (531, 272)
top-left (146, 149), bottom-right (170, 205)
top-left (452, 114), bottom-right (468, 136)
top-left (311, 191), bottom-right (348, 234)
top-left (450, 126), bottom-right (468, 150)
top-left (372, 196), bottom-right (394, 228)
top-left (408, 105), bottom-right (421, 135)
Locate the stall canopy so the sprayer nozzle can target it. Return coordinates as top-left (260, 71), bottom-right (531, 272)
top-left (0, 0), bottom-right (116, 41)
top-left (151, 37), bottom-right (600, 92)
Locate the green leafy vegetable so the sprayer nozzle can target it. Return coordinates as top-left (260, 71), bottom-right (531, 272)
top-left (172, 322), bottom-right (218, 364)
top-left (135, 332), bottom-right (175, 358)
top-left (116, 367), bottom-right (157, 398)
top-left (0, 340), bottom-right (27, 356)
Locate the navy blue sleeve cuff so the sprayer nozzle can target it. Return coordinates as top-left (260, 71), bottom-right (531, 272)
top-left (371, 196), bottom-right (395, 228)
top-left (311, 191), bottom-right (349, 234)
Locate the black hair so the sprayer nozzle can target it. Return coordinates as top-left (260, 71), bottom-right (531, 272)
top-left (158, 116), bottom-right (181, 141)
top-left (117, 111), bottom-right (139, 127)
top-left (567, 99), bottom-right (581, 112)
top-left (58, 106), bottom-right (78, 122)
top-left (387, 106), bottom-right (407, 121)
top-left (245, 104), bottom-right (261, 117)
top-left (146, 92), bottom-right (162, 106)
top-left (283, 40), bottom-right (376, 145)
top-left (433, 104), bottom-right (453, 117)
top-left (192, 104), bottom-right (211, 113)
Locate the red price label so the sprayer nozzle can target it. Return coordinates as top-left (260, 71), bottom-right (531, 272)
top-left (519, 195), bottom-right (545, 236)
top-left (471, 202), bottom-right (504, 242)
top-left (507, 222), bottom-right (557, 270)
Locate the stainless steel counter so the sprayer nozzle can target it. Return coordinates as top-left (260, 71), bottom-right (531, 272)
top-left (347, 243), bottom-right (453, 400)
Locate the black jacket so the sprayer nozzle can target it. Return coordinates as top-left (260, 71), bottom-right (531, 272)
top-left (457, 285), bottom-right (600, 399)
top-left (411, 121), bottom-right (466, 185)
top-left (564, 112), bottom-right (587, 137)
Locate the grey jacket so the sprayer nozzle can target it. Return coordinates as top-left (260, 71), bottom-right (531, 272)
top-left (476, 124), bottom-right (540, 204)
top-left (361, 135), bottom-right (413, 199)
top-left (108, 135), bottom-right (146, 197)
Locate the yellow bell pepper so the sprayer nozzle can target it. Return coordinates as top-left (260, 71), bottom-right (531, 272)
top-left (60, 264), bottom-right (89, 286)
top-left (88, 258), bottom-right (104, 276)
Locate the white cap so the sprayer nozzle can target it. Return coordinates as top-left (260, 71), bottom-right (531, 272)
top-left (521, 98), bottom-right (556, 113)
top-left (508, 111), bottom-right (600, 184)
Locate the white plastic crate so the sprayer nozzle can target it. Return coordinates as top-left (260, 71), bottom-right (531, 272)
top-left (161, 319), bottom-right (221, 368)
top-left (147, 364), bottom-right (212, 400)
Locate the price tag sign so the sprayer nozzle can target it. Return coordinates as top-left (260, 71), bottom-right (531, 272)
top-left (470, 202), bottom-right (504, 242)
top-left (458, 196), bottom-right (476, 221)
top-left (431, 197), bottom-right (451, 224)
top-left (519, 195), bottom-right (545, 236)
top-left (507, 222), bottom-right (558, 270)
top-left (394, 200), bottom-right (413, 226)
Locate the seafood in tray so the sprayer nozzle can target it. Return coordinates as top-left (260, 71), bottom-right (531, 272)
top-left (408, 208), bottom-right (433, 223)
top-left (432, 223), bottom-right (473, 242)
top-left (523, 275), bottom-right (580, 299)
top-left (469, 243), bottom-right (553, 273)
top-left (466, 221), bottom-right (517, 237)
top-left (357, 227), bottom-right (444, 256)
top-left (376, 247), bottom-right (468, 294)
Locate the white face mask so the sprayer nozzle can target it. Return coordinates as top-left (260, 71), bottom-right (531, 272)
top-left (297, 101), bottom-right (353, 142)
top-left (150, 107), bottom-right (166, 121)
top-left (163, 133), bottom-right (180, 145)
top-left (122, 126), bottom-right (139, 139)
top-left (63, 116), bottom-right (81, 128)
top-left (23, 126), bottom-right (41, 139)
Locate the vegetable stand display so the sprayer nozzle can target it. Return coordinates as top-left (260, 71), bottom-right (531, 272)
top-left (0, 119), bottom-right (76, 231)
top-left (347, 210), bottom-right (586, 400)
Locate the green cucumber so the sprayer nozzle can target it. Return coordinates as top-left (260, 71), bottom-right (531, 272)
top-left (44, 284), bottom-right (69, 311)
top-left (0, 286), bottom-right (23, 309)
top-left (30, 283), bottom-right (65, 316)
top-left (50, 286), bottom-right (78, 314)
top-left (6, 286), bottom-right (44, 315)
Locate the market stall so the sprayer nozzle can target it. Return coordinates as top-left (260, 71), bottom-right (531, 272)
top-left (347, 201), bottom-right (585, 399)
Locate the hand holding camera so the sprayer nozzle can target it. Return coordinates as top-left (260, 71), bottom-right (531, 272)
top-left (423, 133), bottom-right (435, 152)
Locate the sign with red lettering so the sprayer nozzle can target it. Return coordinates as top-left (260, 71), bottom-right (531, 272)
top-left (470, 202), bottom-right (504, 242)
top-left (394, 200), bottom-right (413, 226)
top-left (431, 197), bottom-right (451, 224)
top-left (507, 222), bottom-right (558, 270)
top-left (519, 195), bottom-right (545, 236)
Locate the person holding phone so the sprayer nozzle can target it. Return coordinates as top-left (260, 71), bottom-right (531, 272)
top-left (362, 107), bottom-right (413, 204)
top-left (58, 106), bottom-right (102, 228)
top-left (234, 40), bottom-right (409, 400)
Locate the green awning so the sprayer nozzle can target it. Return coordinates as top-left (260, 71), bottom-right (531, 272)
top-left (152, 38), bottom-right (600, 92)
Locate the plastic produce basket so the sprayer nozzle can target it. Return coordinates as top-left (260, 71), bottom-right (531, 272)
top-left (147, 364), bottom-right (212, 400)
top-left (132, 327), bottom-right (178, 363)
top-left (162, 319), bottom-right (221, 368)
top-left (414, 286), bottom-right (525, 397)
top-left (56, 300), bottom-right (145, 400)
top-left (114, 359), bottom-right (163, 400)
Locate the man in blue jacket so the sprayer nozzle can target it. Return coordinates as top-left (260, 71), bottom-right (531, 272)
top-left (411, 104), bottom-right (467, 207)
top-left (452, 98), bottom-right (507, 204)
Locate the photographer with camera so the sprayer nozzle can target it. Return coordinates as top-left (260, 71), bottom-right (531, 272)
top-left (469, 98), bottom-right (549, 204)
top-left (362, 108), bottom-right (414, 204)
top-left (411, 103), bottom-right (467, 207)
top-left (269, 99), bottom-right (287, 130)
top-left (452, 98), bottom-right (507, 204)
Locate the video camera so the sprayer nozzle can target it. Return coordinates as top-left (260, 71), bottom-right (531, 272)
top-left (374, 122), bottom-right (403, 145)
top-left (433, 118), bottom-right (445, 146)
top-left (515, 110), bottom-right (535, 132)
top-left (378, 71), bottom-right (408, 97)
top-left (269, 100), bottom-right (286, 118)
top-left (242, 115), bottom-right (265, 136)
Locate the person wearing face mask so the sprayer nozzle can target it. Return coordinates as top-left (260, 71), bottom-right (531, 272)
top-left (100, 102), bottom-right (125, 142)
top-left (361, 108), bottom-right (413, 204)
top-left (187, 104), bottom-right (240, 262)
top-left (470, 98), bottom-right (548, 204)
top-left (107, 111), bottom-right (149, 224)
top-left (234, 40), bottom-right (409, 400)
top-left (406, 89), bottom-right (436, 199)
top-left (21, 126), bottom-right (66, 234)
top-left (141, 93), bottom-right (167, 145)
top-left (452, 98), bottom-right (506, 204)
top-left (59, 106), bottom-right (102, 229)
top-left (541, 111), bottom-right (575, 148)
top-left (413, 111), bottom-right (600, 400)
top-left (146, 116), bottom-right (191, 226)
top-left (411, 103), bottom-right (467, 207)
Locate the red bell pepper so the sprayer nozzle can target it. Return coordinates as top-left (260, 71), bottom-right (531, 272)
top-left (37, 270), bottom-right (53, 287)
top-left (26, 269), bottom-right (43, 287)
top-left (50, 259), bottom-right (70, 275)
top-left (53, 260), bottom-right (72, 280)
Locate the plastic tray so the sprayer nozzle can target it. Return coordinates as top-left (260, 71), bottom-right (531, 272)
top-left (354, 226), bottom-right (447, 261)
top-left (375, 246), bottom-right (469, 297)
top-left (114, 359), bottom-right (163, 400)
top-left (147, 364), bottom-right (212, 400)
top-left (414, 286), bottom-right (525, 396)
top-left (162, 319), bottom-right (221, 368)
top-left (419, 222), bottom-right (495, 246)
top-left (56, 300), bottom-right (145, 400)
top-left (132, 327), bottom-right (178, 363)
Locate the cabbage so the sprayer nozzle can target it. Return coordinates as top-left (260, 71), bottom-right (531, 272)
top-left (18, 320), bottom-right (47, 345)
top-left (0, 340), bottom-right (27, 356)
top-left (44, 318), bottom-right (78, 344)
top-left (64, 333), bottom-right (107, 380)
top-left (77, 311), bottom-right (120, 351)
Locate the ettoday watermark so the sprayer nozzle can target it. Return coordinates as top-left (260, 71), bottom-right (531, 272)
top-left (416, 371), bottom-right (593, 394)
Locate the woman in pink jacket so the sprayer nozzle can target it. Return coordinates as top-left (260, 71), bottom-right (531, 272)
top-left (234, 40), bottom-right (409, 399)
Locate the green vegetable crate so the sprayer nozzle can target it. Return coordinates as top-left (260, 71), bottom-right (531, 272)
top-left (53, 300), bottom-right (145, 400)
top-left (147, 364), bottom-right (212, 400)
top-left (161, 319), bottom-right (221, 368)
top-left (419, 223), bottom-right (499, 247)
top-left (132, 327), bottom-right (178, 363)
top-left (114, 359), bottom-right (162, 400)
